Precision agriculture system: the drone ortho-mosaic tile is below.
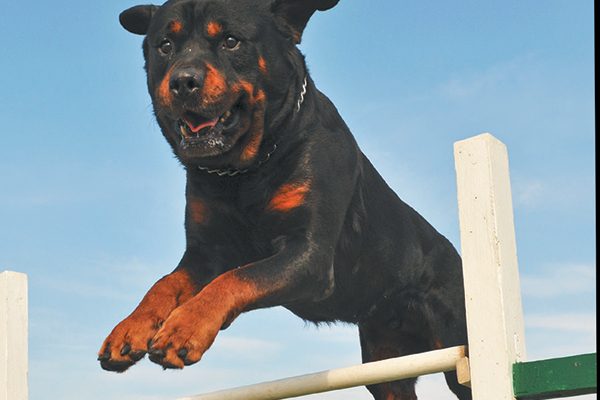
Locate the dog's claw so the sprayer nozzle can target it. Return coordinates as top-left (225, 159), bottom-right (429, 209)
top-left (100, 359), bottom-right (134, 373)
top-left (150, 349), bottom-right (183, 369)
top-left (98, 345), bottom-right (111, 361)
top-left (148, 346), bottom-right (167, 363)
top-left (120, 343), bottom-right (131, 356)
top-left (177, 348), bottom-right (188, 360)
top-left (129, 351), bottom-right (146, 362)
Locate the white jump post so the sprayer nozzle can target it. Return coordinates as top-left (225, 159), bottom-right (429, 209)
top-left (454, 133), bottom-right (526, 399)
top-left (178, 346), bottom-right (466, 400)
top-left (0, 271), bottom-right (28, 400)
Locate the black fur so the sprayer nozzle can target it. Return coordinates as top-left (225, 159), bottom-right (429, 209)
top-left (100, 1), bottom-right (471, 398)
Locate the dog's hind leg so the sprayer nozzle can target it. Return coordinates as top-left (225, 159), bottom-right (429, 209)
top-left (432, 325), bottom-right (472, 400)
top-left (358, 322), bottom-right (429, 400)
top-left (427, 304), bottom-right (472, 400)
top-left (443, 370), bottom-right (472, 400)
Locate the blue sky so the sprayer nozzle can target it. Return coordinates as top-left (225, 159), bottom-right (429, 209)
top-left (0, 1), bottom-right (595, 399)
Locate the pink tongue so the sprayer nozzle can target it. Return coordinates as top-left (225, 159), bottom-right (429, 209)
top-left (186, 118), bottom-right (219, 133)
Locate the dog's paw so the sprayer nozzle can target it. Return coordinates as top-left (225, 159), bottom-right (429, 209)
top-left (98, 314), bottom-right (161, 372)
top-left (147, 307), bottom-right (219, 369)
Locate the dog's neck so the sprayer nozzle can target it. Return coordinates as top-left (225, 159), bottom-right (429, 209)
top-left (196, 143), bottom-right (278, 177)
top-left (196, 75), bottom-right (308, 177)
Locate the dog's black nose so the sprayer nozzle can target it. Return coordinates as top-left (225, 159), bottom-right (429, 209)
top-left (170, 67), bottom-right (204, 98)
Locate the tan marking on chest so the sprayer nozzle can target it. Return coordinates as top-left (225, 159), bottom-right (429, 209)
top-left (268, 181), bottom-right (311, 212)
top-left (188, 199), bottom-right (207, 224)
top-left (258, 57), bottom-right (268, 75)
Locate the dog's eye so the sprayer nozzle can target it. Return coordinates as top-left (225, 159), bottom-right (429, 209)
top-left (223, 36), bottom-right (240, 50)
top-left (158, 39), bottom-right (173, 55)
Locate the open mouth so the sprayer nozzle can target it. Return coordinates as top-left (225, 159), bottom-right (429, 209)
top-left (177, 103), bottom-right (241, 146)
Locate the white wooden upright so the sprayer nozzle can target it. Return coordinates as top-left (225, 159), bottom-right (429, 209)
top-left (0, 271), bottom-right (28, 400)
top-left (454, 133), bottom-right (526, 399)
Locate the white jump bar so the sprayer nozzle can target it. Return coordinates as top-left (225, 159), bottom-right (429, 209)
top-left (178, 345), bottom-right (466, 400)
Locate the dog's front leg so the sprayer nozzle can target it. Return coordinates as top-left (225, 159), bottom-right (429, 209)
top-left (147, 243), bottom-right (334, 369)
top-left (98, 268), bottom-right (198, 372)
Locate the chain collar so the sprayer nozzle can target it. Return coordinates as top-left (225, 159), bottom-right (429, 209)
top-left (197, 143), bottom-right (277, 176)
top-left (296, 76), bottom-right (308, 112)
top-left (196, 75), bottom-right (307, 177)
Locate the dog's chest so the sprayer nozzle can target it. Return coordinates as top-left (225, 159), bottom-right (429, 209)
top-left (186, 183), bottom-right (295, 253)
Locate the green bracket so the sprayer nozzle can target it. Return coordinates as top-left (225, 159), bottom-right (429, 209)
top-left (513, 353), bottom-right (597, 399)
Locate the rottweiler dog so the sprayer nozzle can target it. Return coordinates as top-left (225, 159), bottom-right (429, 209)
top-left (98, 1), bottom-right (471, 398)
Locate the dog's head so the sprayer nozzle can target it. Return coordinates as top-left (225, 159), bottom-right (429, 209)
top-left (120, 0), bottom-right (339, 169)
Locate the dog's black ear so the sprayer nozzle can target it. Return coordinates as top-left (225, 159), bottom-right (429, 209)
top-left (272, 0), bottom-right (339, 43)
top-left (119, 5), bottom-right (158, 35)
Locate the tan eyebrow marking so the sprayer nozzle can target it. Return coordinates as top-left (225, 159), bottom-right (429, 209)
top-left (169, 20), bottom-right (183, 33)
top-left (207, 21), bottom-right (222, 37)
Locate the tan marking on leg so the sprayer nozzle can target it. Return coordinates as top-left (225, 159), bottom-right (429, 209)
top-left (98, 269), bottom-right (196, 366)
top-left (149, 268), bottom-right (266, 368)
